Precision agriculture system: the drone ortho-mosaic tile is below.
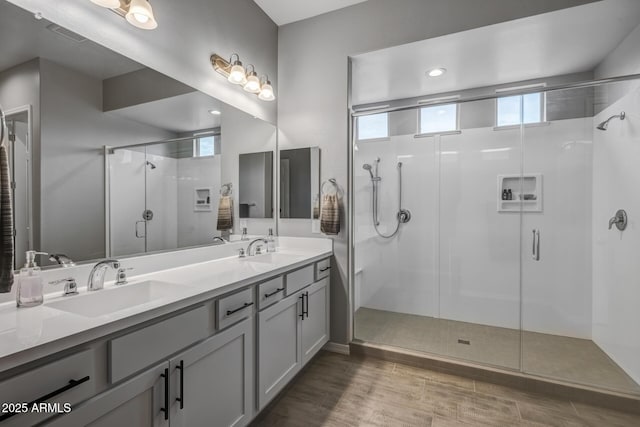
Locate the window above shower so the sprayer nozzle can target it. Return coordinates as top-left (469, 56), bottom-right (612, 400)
top-left (356, 112), bottom-right (389, 141)
top-left (495, 92), bottom-right (545, 127)
top-left (418, 103), bottom-right (459, 134)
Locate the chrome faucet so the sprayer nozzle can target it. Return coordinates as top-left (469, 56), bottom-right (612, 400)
top-left (212, 236), bottom-right (227, 245)
top-left (87, 259), bottom-right (120, 291)
top-left (48, 253), bottom-right (76, 267)
top-left (246, 238), bottom-right (268, 256)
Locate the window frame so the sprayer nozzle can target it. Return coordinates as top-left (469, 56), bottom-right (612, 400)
top-left (416, 102), bottom-right (460, 136)
top-left (494, 87), bottom-right (547, 128)
top-left (192, 134), bottom-right (218, 157)
top-left (356, 112), bottom-right (391, 142)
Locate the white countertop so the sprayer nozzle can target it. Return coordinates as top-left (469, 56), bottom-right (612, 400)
top-left (0, 237), bottom-right (332, 373)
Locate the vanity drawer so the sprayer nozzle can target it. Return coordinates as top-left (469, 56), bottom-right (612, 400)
top-left (258, 276), bottom-right (285, 310)
top-left (217, 287), bottom-right (255, 330)
top-left (285, 264), bottom-right (314, 296)
top-left (315, 258), bottom-right (331, 280)
top-left (109, 306), bottom-right (208, 383)
top-left (0, 349), bottom-right (94, 426)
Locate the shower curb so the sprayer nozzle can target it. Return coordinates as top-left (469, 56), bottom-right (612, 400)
top-left (349, 340), bottom-right (640, 415)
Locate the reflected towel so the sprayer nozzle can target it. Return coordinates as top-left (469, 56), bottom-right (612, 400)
top-left (320, 194), bottom-right (340, 235)
top-left (0, 142), bottom-right (14, 293)
top-left (216, 196), bottom-right (233, 231)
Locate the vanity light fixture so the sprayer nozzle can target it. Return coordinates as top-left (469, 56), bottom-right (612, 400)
top-left (211, 53), bottom-right (276, 102)
top-left (89, 0), bottom-right (158, 30)
top-left (427, 68), bottom-right (446, 77)
top-left (243, 65), bottom-right (261, 94)
top-left (258, 76), bottom-right (275, 102)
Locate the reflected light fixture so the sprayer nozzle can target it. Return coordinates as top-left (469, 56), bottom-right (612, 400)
top-left (89, 0), bottom-right (158, 30)
top-left (243, 65), bottom-right (261, 94)
top-left (258, 76), bottom-right (275, 101)
top-left (427, 68), bottom-right (446, 77)
top-left (211, 53), bottom-right (275, 102)
top-left (208, 109), bottom-right (221, 115)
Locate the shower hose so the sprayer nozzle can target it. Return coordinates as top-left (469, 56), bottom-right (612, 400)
top-left (372, 162), bottom-right (402, 239)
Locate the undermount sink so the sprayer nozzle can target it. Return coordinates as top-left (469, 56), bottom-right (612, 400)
top-left (47, 281), bottom-right (183, 318)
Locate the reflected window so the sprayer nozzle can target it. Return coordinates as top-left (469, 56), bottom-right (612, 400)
top-left (193, 135), bottom-right (219, 157)
top-left (419, 103), bottom-right (458, 134)
top-left (357, 113), bottom-right (389, 140)
top-left (496, 93), bottom-right (544, 127)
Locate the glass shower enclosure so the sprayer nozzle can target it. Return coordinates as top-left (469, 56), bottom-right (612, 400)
top-left (351, 78), bottom-right (640, 396)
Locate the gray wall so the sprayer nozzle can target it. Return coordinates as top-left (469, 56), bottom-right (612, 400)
top-left (9, 0), bottom-right (278, 123)
top-left (39, 59), bottom-right (174, 261)
top-left (0, 59), bottom-right (41, 252)
top-left (277, 0), bottom-right (597, 345)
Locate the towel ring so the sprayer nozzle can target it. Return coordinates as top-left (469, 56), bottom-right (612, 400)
top-left (220, 183), bottom-right (232, 196)
top-left (322, 179), bottom-right (341, 197)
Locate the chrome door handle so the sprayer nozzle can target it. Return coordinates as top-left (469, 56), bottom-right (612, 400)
top-left (135, 220), bottom-right (146, 238)
top-left (532, 229), bottom-right (540, 261)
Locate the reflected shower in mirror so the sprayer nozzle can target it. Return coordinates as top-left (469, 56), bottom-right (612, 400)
top-left (0, 1), bottom-right (276, 265)
top-left (238, 152), bottom-right (274, 218)
top-left (279, 147), bottom-right (320, 219)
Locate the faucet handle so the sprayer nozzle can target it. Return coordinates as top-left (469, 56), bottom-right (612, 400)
top-left (238, 248), bottom-right (246, 258)
top-left (49, 277), bottom-right (78, 296)
top-left (255, 245), bottom-right (264, 255)
top-left (116, 267), bottom-right (134, 286)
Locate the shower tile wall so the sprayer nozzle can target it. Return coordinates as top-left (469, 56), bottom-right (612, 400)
top-left (592, 82), bottom-right (640, 385)
top-left (354, 115), bottom-right (593, 339)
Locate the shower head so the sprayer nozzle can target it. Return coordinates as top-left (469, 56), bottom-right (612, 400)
top-left (146, 160), bottom-right (157, 169)
top-left (362, 163), bottom-right (374, 180)
top-left (596, 111), bottom-right (625, 131)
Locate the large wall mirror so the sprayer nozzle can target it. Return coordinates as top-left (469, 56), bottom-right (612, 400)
top-left (0, 1), bottom-right (276, 266)
top-left (279, 147), bottom-right (320, 219)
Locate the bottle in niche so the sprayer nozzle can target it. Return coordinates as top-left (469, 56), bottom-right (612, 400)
top-left (502, 189), bottom-right (508, 200)
top-left (16, 251), bottom-right (48, 308)
top-left (507, 189), bottom-right (513, 200)
top-left (267, 228), bottom-right (277, 253)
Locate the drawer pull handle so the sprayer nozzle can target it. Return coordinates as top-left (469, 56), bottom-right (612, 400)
top-left (319, 267), bottom-right (330, 272)
top-left (0, 375), bottom-right (90, 422)
top-left (226, 302), bottom-right (254, 316)
top-left (176, 360), bottom-right (184, 409)
top-left (160, 368), bottom-right (169, 420)
top-left (264, 287), bottom-right (284, 299)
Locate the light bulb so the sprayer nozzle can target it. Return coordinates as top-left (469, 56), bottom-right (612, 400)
top-left (258, 81), bottom-right (275, 101)
top-left (91, 0), bottom-right (121, 8)
top-left (427, 68), bottom-right (446, 77)
top-left (243, 72), bottom-right (261, 94)
top-left (228, 63), bottom-right (247, 85)
top-left (125, 0), bottom-right (158, 30)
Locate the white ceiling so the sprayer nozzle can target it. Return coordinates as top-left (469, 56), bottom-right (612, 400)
top-left (109, 92), bottom-right (223, 133)
top-left (0, 1), bottom-right (142, 79)
top-left (351, 0), bottom-right (640, 106)
top-left (253, 0), bottom-right (368, 26)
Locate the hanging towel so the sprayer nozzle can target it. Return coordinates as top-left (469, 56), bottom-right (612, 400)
top-left (216, 195), bottom-right (234, 231)
top-left (0, 111), bottom-right (14, 293)
top-left (320, 194), bottom-right (340, 235)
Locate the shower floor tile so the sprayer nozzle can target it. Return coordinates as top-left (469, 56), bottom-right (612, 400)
top-left (355, 307), bottom-right (640, 395)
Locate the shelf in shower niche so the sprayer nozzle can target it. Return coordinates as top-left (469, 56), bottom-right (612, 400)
top-left (194, 187), bottom-right (213, 212)
top-left (497, 174), bottom-right (542, 213)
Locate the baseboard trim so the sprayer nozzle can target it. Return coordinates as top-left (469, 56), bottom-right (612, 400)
top-left (323, 342), bottom-right (350, 355)
top-left (350, 340), bottom-right (640, 415)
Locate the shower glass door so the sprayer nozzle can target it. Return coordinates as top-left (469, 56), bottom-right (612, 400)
top-left (437, 99), bottom-right (522, 369)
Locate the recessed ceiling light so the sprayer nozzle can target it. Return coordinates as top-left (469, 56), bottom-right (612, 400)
top-left (427, 68), bottom-right (446, 77)
top-left (208, 110), bottom-right (221, 115)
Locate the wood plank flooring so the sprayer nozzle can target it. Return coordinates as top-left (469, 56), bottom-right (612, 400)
top-left (251, 351), bottom-right (640, 427)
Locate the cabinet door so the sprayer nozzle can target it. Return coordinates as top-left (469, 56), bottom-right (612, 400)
top-left (257, 292), bottom-right (303, 410)
top-left (44, 362), bottom-right (169, 427)
top-left (301, 278), bottom-right (330, 365)
top-left (170, 318), bottom-right (253, 427)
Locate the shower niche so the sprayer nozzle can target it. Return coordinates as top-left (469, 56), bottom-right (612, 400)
top-left (497, 174), bottom-right (542, 212)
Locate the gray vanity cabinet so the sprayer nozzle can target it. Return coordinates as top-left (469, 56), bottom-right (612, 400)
top-left (257, 273), bottom-right (330, 410)
top-left (301, 278), bottom-right (330, 365)
top-left (169, 318), bottom-right (253, 427)
top-left (45, 361), bottom-right (169, 427)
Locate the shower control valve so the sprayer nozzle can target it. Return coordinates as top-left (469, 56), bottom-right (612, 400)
top-left (398, 209), bottom-right (412, 224)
